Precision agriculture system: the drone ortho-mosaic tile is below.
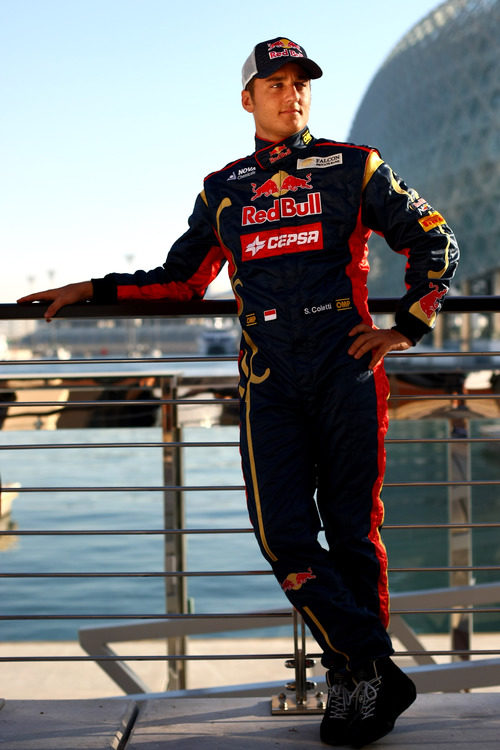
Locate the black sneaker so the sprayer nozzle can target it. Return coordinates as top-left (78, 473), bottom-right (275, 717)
top-left (320, 670), bottom-right (354, 746)
top-left (348, 657), bottom-right (416, 748)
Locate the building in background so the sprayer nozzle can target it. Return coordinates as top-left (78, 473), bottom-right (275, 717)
top-left (348, 0), bottom-right (500, 332)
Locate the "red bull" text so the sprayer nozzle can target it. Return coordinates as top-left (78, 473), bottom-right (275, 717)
top-left (242, 192), bottom-right (322, 226)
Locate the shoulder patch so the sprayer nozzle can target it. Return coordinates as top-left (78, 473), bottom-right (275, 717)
top-left (297, 153), bottom-right (343, 169)
top-left (418, 211), bottom-right (446, 232)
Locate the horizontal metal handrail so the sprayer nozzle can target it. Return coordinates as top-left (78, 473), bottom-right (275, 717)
top-left (1, 521), bottom-right (498, 536)
top-left (7, 479), bottom-right (500, 492)
top-left (2, 649), bottom-right (497, 663)
top-left (4, 393), bottom-right (500, 408)
top-left (2, 565), bottom-right (500, 577)
top-left (3, 609), bottom-right (500, 619)
top-left (1, 437), bottom-right (499, 451)
top-left (2, 349), bottom-right (499, 367)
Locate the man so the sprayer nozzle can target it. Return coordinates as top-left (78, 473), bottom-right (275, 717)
top-left (19, 37), bottom-right (459, 747)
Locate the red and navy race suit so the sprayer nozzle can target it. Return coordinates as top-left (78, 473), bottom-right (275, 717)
top-left (92, 127), bottom-right (459, 670)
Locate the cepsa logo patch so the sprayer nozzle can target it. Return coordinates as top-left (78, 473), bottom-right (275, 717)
top-left (241, 223), bottom-right (323, 261)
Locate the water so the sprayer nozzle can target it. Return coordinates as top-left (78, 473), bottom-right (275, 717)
top-left (0, 420), bottom-right (499, 641)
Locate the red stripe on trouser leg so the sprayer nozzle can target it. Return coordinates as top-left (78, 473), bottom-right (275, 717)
top-left (370, 361), bottom-right (390, 628)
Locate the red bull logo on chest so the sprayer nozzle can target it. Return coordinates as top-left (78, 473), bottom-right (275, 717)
top-left (243, 172), bottom-right (321, 226)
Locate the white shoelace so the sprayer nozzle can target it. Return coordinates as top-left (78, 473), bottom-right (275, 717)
top-left (350, 676), bottom-right (381, 720)
top-left (327, 679), bottom-right (351, 719)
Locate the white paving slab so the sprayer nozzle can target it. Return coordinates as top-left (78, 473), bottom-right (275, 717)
top-left (126, 693), bottom-right (500, 749)
top-left (0, 699), bottom-right (136, 750)
top-left (1, 694), bottom-right (499, 749)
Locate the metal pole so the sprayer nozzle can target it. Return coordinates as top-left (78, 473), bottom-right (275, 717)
top-left (448, 401), bottom-right (473, 661)
top-left (161, 374), bottom-right (187, 689)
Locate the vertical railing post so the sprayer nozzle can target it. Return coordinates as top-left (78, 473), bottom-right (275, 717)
top-left (160, 374), bottom-right (187, 689)
top-left (448, 400), bottom-right (473, 660)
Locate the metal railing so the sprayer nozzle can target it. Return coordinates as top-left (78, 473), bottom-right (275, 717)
top-left (1, 298), bottom-right (499, 709)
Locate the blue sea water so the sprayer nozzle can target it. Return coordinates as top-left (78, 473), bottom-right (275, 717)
top-left (0, 420), bottom-right (499, 641)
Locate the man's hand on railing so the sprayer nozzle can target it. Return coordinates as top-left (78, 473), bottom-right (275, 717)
top-left (17, 281), bottom-right (94, 322)
top-left (348, 323), bottom-right (413, 370)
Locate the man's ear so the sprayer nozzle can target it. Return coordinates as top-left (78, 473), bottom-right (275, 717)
top-left (241, 89), bottom-right (254, 113)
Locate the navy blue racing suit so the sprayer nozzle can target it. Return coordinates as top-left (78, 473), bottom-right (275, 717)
top-left (92, 126), bottom-right (459, 670)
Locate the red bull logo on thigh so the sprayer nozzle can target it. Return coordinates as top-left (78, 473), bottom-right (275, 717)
top-left (281, 567), bottom-right (316, 592)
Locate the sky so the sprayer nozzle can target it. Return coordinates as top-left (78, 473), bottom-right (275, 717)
top-left (1, 0), bottom-right (444, 303)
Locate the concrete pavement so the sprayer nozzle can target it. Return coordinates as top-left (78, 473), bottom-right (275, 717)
top-left (1, 636), bottom-right (499, 748)
top-left (1, 694), bottom-right (500, 749)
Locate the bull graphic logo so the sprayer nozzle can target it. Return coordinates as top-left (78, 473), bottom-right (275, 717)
top-left (419, 282), bottom-right (447, 320)
top-left (281, 173), bottom-right (312, 192)
top-left (250, 178), bottom-right (279, 201)
top-left (267, 38), bottom-right (302, 52)
top-left (281, 567), bottom-right (316, 592)
top-left (250, 172), bottom-right (314, 201)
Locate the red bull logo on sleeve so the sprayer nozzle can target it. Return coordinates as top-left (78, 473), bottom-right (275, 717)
top-left (281, 567), bottom-right (316, 592)
top-left (418, 282), bottom-right (447, 321)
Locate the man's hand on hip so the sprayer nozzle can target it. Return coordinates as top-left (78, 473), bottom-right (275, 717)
top-left (348, 323), bottom-right (412, 370)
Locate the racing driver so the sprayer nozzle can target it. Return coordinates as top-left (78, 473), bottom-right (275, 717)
top-left (18, 37), bottom-right (459, 747)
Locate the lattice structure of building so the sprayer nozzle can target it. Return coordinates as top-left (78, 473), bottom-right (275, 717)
top-left (348, 0), bottom-right (500, 296)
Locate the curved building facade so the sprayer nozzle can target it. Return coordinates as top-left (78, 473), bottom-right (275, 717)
top-left (348, 0), bottom-right (500, 295)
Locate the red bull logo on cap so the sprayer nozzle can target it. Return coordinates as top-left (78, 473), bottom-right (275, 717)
top-left (281, 567), bottom-right (316, 592)
top-left (267, 38), bottom-right (305, 60)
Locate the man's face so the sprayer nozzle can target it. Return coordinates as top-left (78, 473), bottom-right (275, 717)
top-left (241, 63), bottom-right (311, 142)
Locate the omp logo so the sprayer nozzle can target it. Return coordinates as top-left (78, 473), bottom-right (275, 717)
top-left (335, 297), bottom-right (352, 310)
top-left (241, 223), bottom-right (323, 260)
